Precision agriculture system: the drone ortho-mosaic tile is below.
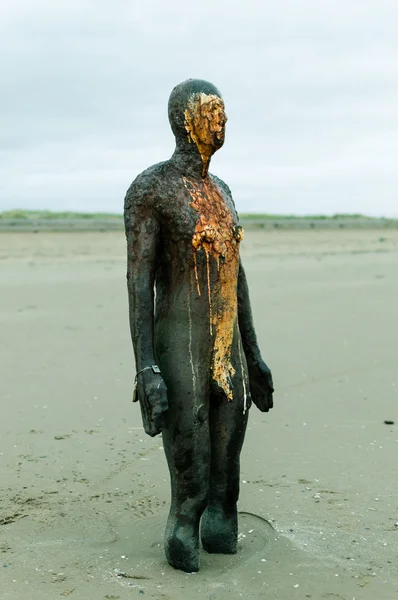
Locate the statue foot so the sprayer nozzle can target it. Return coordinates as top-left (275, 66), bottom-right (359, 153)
top-left (164, 517), bottom-right (200, 572)
top-left (201, 505), bottom-right (238, 554)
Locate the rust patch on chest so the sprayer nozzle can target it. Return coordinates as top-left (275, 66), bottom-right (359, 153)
top-left (183, 176), bottom-right (244, 400)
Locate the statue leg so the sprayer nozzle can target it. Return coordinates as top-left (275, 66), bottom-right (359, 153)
top-left (201, 360), bottom-right (249, 554)
top-left (161, 361), bottom-right (210, 572)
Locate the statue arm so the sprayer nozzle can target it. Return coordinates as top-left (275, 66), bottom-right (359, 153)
top-left (238, 258), bottom-right (274, 412)
top-left (237, 259), bottom-right (261, 362)
top-left (124, 189), bottom-right (159, 372)
top-left (124, 178), bottom-right (168, 436)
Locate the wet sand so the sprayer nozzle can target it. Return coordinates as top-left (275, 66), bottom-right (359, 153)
top-left (1, 229), bottom-right (397, 600)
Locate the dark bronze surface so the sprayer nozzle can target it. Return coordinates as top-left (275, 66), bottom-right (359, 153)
top-left (124, 79), bottom-right (274, 572)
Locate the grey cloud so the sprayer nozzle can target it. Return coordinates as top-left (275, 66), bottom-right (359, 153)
top-left (0, 0), bottom-right (397, 215)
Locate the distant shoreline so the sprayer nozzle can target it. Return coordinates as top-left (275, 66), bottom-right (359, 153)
top-left (1, 210), bottom-right (397, 231)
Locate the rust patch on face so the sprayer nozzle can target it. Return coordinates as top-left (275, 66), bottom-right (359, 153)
top-left (183, 176), bottom-right (244, 400)
top-left (184, 93), bottom-right (227, 176)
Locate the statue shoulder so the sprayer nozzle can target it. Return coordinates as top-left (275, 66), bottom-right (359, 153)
top-left (210, 173), bottom-right (233, 200)
top-left (210, 173), bottom-right (239, 219)
top-left (124, 162), bottom-right (169, 213)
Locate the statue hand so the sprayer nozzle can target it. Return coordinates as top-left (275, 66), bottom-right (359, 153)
top-left (247, 356), bottom-right (274, 413)
top-left (135, 371), bottom-right (169, 437)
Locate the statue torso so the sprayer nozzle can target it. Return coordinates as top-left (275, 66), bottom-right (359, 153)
top-left (153, 162), bottom-right (244, 399)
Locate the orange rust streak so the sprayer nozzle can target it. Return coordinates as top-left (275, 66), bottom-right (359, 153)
top-left (182, 175), bottom-right (244, 400)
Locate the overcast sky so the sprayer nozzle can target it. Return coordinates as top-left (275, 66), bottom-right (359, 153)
top-left (1, 0), bottom-right (397, 216)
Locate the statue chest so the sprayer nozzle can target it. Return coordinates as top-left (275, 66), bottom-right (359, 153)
top-left (159, 176), bottom-right (243, 265)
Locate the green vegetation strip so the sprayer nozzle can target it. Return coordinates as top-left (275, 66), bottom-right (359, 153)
top-left (0, 210), bottom-right (379, 221)
top-left (0, 210), bottom-right (122, 220)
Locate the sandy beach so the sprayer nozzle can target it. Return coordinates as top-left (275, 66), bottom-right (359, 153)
top-left (1, 229), bottom-right (397, 600)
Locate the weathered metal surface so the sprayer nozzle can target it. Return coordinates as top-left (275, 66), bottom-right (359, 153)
top-left (124, 79), bottom-right (273, 572)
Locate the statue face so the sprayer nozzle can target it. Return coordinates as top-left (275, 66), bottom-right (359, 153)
top-left (184, 93), bottom-right (228, 165)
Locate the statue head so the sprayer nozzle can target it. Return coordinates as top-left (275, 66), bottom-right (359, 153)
top-left (168, 79), bottom-right (228, 172)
